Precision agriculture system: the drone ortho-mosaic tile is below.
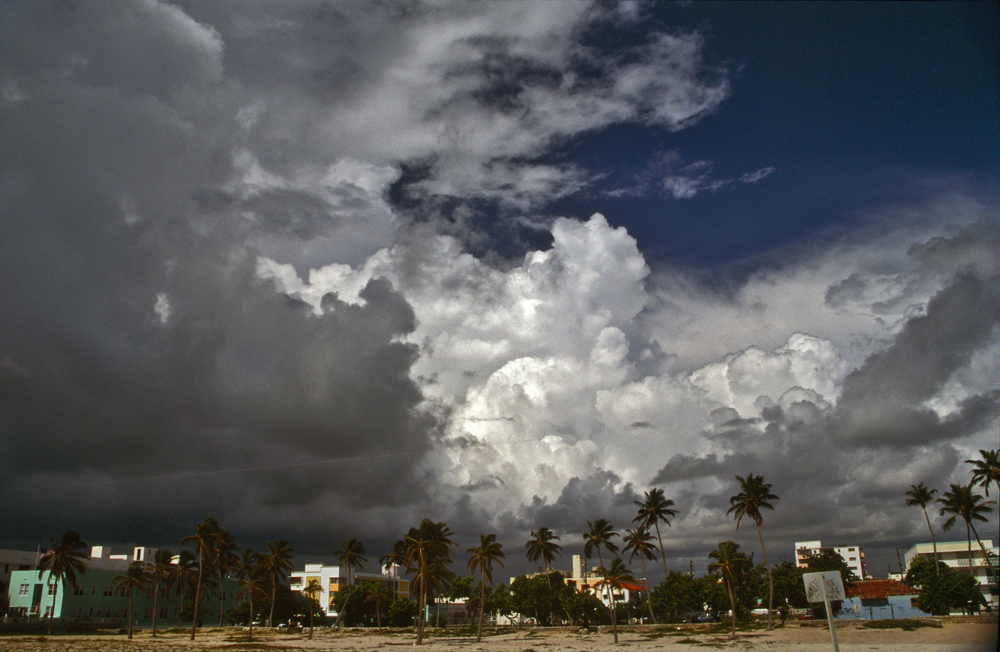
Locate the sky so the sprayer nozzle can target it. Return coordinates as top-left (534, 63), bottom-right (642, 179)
top-left (1, 0), bottom-right (998, 583)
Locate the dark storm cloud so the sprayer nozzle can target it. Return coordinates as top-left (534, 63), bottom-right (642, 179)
top-left (0, 0), bottom-right (437, 540)
top-left (833, 272), bottom-right (1000, 446)
top-left (519, 470), bottom-right (641, 534)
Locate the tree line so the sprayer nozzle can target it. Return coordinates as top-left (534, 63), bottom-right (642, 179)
top-left (32, 450), bottom-right (997, 643)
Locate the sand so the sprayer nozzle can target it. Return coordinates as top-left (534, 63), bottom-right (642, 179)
top-left (1, 619), bottom-right (996, 652)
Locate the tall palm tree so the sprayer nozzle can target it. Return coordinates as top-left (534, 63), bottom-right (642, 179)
top-left (904, 482), bottom-right (940, 575)
top-left (583, 519), bottom-right (620, 572)
top-left (633, 488), bottom-right (677, 578)
top-left (113, 561), bottom-right (150, 640)
top-left (467, 533), bottom-right (505, 642)
top-left (302, 578), bottom-right (324, 639)
top-left (708, 541), bottom-right (749, 640)
top-left (214, 528), bottom-right (239, 627)
top-left (261, 540), bottom-right (294, 628)
top-left (334, 538), bottom-right (367, 627)
top-left (525, 527), bottom-right (562, 582)
top-left (966, 449), bottom-right (1000, 496)
top-left (622, 527), bottom-right (657, 624)
top-left (37, 530), bottom-right (89, 635)
top-left (237, 574), bottom-right (266, 642)
top-left (726, 473), bottom-right (779, 631)
top-left (363, 582), bottom-right (391, 630)
top-left (147, 548), bottom-right (175, 637)
top-left (595, 558), bottom-right (636, 645)
top-left (938, 483), bottom-right (996, 580)
top-left (404, 519), bottom-right (456, 645)
top-left (175, 549), bottom-right (198, 618)
top-left (584, 519), bottom-right (620, 611)
top-left (379, 540), bottom-right (406, 577)
top-left (181, 517), bottom-right (224, 640)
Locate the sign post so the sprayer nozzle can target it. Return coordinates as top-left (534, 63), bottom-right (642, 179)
top-left (803, 570), bottom-right (844, 652)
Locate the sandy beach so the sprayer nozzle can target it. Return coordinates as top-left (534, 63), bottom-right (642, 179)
top-left (1, 619), bottom-right (996, 652)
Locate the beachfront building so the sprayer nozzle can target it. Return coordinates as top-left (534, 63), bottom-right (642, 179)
top-left (5, 544), bottom-right (238, 627)
top-left (837, 579), bottom-right (930, 620)
top-left (903, 540), bottom-right (998, 610)
top-left (289, 563), bottom-right (408, 618)
top-left (794, 540), bottom-right (868, 579)
top-left (1, 549), bottom-right (39, 615)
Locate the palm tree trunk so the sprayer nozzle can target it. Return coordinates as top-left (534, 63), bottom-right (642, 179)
top-left (268, 573), bottom-right (277, 628)
top-left (638, 557), bottom-right (656, 624)
top-left (654, 522), bottom-right (668, 579)
top-left (610, 590), bottom-right (619, 645)
top-left (152, 579), bottom-right (160, 636)
top-left (476, 573), bottom-right (485, 642)
top-left (248, 593), bottom-right (254, 642)
top-left (756, 523), bottom-right (773, 631)
top-left (968, 521), bottom-right (996, 580)
top-left (309, 602), bottom-right (314, 639)
top-left (191, 549), bottom-right (204, 641)
top-left (219, 569), bottom-right (225, 627)
top-left (127, 590), bottom-right (134, 640)
top-left (966, 521), bottom-right (975, 578)
top-left (921, 506), bottom-right (940, 575)
top-left (416, 552), bottom-right (427, 645)
top-left (725, 577), bottom-right (737, 639)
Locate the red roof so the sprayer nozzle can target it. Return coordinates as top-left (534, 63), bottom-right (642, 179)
top-left (844, 579), bottom-right (919, 599)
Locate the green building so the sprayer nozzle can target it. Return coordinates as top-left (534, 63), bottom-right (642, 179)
top-left (7, 568), bottom-right (238, 627)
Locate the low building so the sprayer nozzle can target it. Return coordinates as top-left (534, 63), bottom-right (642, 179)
top-left (903, 539), bottom-right (998, 610)
top-left (289, 563), bottom-right (408, 618)
top-left (794, 540), bottom-right (867, 579)
top-left (5, 544), bottom-right (237, 627)
top-left (837, 579), bottom-right (930, 620)
top-left (1, 549), bottom-right (39, 615)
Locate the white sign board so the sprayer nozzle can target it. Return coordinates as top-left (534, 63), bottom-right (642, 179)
top-left (803, 571), bottom-right (845, 603)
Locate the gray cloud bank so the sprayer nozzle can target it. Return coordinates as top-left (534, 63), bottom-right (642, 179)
top-left (2, 1), bottom-right (997, 575)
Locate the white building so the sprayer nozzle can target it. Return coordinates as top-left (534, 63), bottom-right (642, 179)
top-left (794, 540), bottom-right (867, 579)
top-left (903, 540), bottom-right (998, 610)
top-left (1, 549), bottom-right (39, 614)
top-left (289, 563), bottom-right (408, 617)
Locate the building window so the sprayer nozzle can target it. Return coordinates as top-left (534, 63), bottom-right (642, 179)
top-left (74, 585), bottom-right (85, 596)
top-left (122, 607), bottom-right (129, 618)
top-left (47, 583), bottom-right (57, 595)
top-left (103, 586), bottom-right (114, 597)
top-left (19, 584), bottom-right (29, 596)
top-left (144, 608), bottom-right (153, 618)
top-left (159, 607), bottom-right (169, 619)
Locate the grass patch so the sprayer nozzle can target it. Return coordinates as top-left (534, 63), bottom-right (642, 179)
top-left (862, 619), bottom-right (939, 631)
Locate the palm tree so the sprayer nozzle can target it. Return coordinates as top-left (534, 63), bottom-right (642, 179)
top-left (363, 582), bottom-right (391, 630)
top-left (237, 574), bottom-right (266, 642)
top-left (905, 482), bottom-right (940, 575)
top-left (525, 527), bottom-right (563, 582)
top-left (404, 519), bottom-right (456, 645)
top-left (708, 541), bottom-right (749, 640)
top-left (214, 528), bottom-right (239, 627)
top-left (622, 527), bottom-right (657, 624)
top-left (379, 540), bottom-right (406, 577)
top-left (594, 558), bottom-right (636, 645)
top-left (333, 538), bottom-right (367, 627)
top-left (726, 473), bottom-right (779, 631)
top-left (261, 540), bottom-right (294, 628)
top-left (113, 561), bottom-right (150, 640)
top-left (938, 483), bottom-right (996, 580)
top-left (181, 517), bottom-right (224, 640)
top-left (632, 488), bottom-right (677, 578)
top-left (147, 548), bottom-right (175, 636)
top-left (37, 530), bottom-right (89, 635)
top-left (583, 519), bottom-right (620, 572)
top-left (467, 533), bottom-right (505, 642)
top-left (175, 549), bottom-right (198, 618)
top-left (966, 449), bottom-right (1000, 496)
top-left (584, 519), bottom-right (620, 611)
top-left (302, 578), bottom-right (324, 639)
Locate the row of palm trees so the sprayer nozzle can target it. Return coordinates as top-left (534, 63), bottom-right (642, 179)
top-left (36, 450), bottom-right (996, 643)
top-left (904, 449), bottom-right (999, 584)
